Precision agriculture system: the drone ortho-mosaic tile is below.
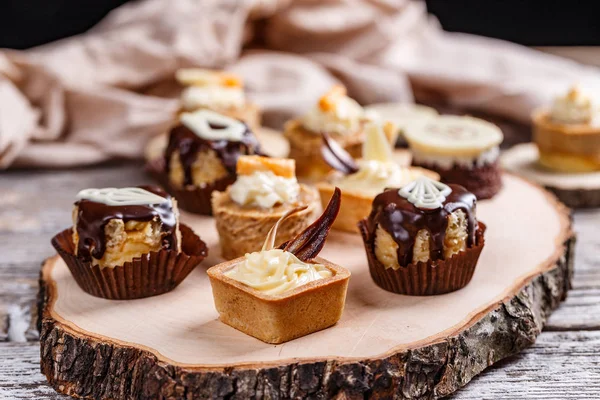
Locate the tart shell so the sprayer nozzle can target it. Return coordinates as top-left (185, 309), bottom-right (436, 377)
top-left (359, 221), bottom-right (486, 296)
top-left (211, 185), bottom-right (320, 260)
top-left (51, 224), bottom-right (207, 300)
top-left (207, 256), bottom-right (350, 344)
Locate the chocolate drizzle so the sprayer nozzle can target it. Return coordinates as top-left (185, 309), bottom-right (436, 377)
top-left (74, 186), bottom-right (177, 262)
top-left (164, 123), bottom-right (261, 186)
top-left (364, 184), bottom-right (477, 267)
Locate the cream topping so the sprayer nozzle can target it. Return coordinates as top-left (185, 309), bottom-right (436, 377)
top-left (550, 86), bottom-right (594, 125)
top-left (398, 176), bottom-right (452, 210)
top-left (411, 146), bottom-right (500, 169)
top-left (180, 109), bottom-right (246, 141)
top-left (302, 89), bottom-right (366, 135)
top-left (76, 187), bottom-right (168, 206)
top-left (181, 86), bottom-right (245, 111)
top-left (229, 171), bottom-right (300, 208)
top-left (334, 160), bottom-right (407, 197)
top-left (225, 249), bottom-right (332, 295)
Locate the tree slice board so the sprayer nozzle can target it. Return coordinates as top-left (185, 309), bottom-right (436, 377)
top-left (502, 143), bottom-right (600, 208)
top-left (39, 173), bottom-right (574, 400)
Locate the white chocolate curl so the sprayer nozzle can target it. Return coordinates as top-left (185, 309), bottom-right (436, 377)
top-left (398, 176), bottom-right (452, 210)
top-left (229, 171), bottom-right (300, 208)
top-left (225, 249), bottom-right (332, 295)
top-left (180, 109), bottom-right (246, 141)
top-left (76, 187), bottom-right (168, 206)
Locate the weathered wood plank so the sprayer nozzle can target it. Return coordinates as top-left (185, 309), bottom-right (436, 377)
top-left (2, 331), bottom-right (599, 399)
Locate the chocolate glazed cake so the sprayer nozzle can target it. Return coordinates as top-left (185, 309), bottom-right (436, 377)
top-left (358, 179), bottom-right (486, 295)
top-left (52, 186), bottom-right (207, 300)
top-left (148, 114), bottom-right (262, 215)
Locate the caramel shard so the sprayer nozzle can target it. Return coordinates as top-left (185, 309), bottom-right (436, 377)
top-left (319, 85), bottom-right (347, 112)
top-left (236, 155), bottom-right (296, 178)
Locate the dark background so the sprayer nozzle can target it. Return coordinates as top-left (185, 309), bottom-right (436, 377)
top-left (1, 0), bottom-right (599, 49)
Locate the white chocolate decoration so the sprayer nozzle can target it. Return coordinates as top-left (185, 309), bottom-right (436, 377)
top-left (302, 86), bottom-right (367, 135)
top-left (550, 86), bottom-right (594, 125)
top-left (180, 110), bottom-right (246, 142)
top-left (181, 86), bottom-right (245, 111)
top-left (362, 122), bottom-right (393, 163)
top-left (76, 187), bottom-right (169, 206)
top-left (398, 177), bottom-right (452, 210)
top-left (404, 115), bottom-right (503, 157)
top-left (365, 103), bottom-right (438, 134)
top-left (229, 171), bottom-right (300, 208)
top-left (225, 249), bottom-right (332, 295)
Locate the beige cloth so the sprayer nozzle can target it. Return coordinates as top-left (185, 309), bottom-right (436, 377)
top-left (1, 0), bottom-right (599, 168)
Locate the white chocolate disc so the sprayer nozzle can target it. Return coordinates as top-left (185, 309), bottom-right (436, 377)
top-left (76, 187), bottom-right (169, 206)
top-left (398, 176), bottom-right (452, 209)
top-left (180, 110), bottom-right (246, 142)
top-left (365, 103), bottom-right (438, 132)
top-left (404, 115), bottom-right (503, 156)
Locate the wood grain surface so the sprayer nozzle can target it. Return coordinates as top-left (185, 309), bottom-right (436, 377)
top-left (1, 163), bottom-right (599, 399)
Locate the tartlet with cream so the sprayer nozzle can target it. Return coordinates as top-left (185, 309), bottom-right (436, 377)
top-left (358, 177), bottom-right (485, 295)
top-left (533, 86), bottom-right (600, 172)
top-left (318, 122), bottom-right (439, 233)
top-left (405, 115), bottom-right (504, 200)
top-left (147, 109), bottom-right (262, 215)
top-left (211, 155), bottom-right (320, 260)
top-left (283, 85), bottom-right (374, 180)
top-left (208, 189), bottom-right (350, 344)
top-left (176, 68), bottom-right (261, 130)
top-left (51, 186), bottom-right (207, 299)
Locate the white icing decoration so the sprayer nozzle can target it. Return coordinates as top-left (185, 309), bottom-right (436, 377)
top-left (180, 109), bottom-right (246, 141)
top-left (76, 187), bottom-right (168, 206)
top-left (398, 177), bottom-right (452, 210)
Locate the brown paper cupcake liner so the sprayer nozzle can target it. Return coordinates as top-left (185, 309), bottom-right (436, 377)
top-left (359, 221), bottom-right (486, 296)
top-left (51, 223), bottom-right (208, 300)
top-left (146, 158), bottom-right (235, 215)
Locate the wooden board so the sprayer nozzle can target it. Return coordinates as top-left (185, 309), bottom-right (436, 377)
top-left (39, 172), bottom-right (574, 399)
top-left (502, 143), bottom-right (600, 208)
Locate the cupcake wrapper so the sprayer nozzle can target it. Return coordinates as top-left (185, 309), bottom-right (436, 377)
top-left (51, 224), bottom-right (208, 300)
top-left (359, 221), bottom-right (486, 296)
top-left (146, 158), bottom-right (235, 215)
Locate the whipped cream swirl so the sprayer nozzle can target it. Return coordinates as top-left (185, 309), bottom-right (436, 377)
top-left (334, 160), bottom-right (408, 197)
top-left (229, 171), bottom-right (300, 208)
top-left (302, 92), bottom-right (366, 135)
top-left (225, 249), bottom-right (332, 295)
top-left (551, 86), bottom-right (594, 124)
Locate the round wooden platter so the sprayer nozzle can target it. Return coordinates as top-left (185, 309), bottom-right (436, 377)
top-left (39, 132), bottom-right (573, 399)
top-left (502, 142), bottom-right (600, 208)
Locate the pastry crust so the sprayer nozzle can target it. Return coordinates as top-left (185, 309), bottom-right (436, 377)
top-left (532, 108), bottom-right (600, 172)
top-left (207, 256), bottom-right (350, 344)
top-left (212, 185), bottom-right (320, 260)
top-left (284, 120), bottom-right (364, 180)
top-left (316, 167), bottom-right (439, 234)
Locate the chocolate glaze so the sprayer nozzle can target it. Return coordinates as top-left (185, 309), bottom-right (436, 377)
top-left (364, 184), bottom-right (477, 267)
top-left (164, 123), bottom-right (261, 186)
top-left (74, 186), bottom-right (177, 262)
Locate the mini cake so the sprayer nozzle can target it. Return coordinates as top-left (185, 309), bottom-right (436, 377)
top-left (212, 155), bottom-right (320, 260)
top-left (176, 68), bottom-right (261, 129)
top-left (148, 109), bottom-right (262, 215)
top-left (208, 188), bottom-right (350, 344)
top-left (51, 186), bottom-right (207, 299)
top-left (318, 122), bottom-right (439, 233)
top-left (533, 86), bottom-right (600, 172)
top-left (284, 85), bottom-right (374, 180)
top-left (365, 103), bottom-right (438, 147)
top-left (358, 177), bottom-right (485, 295)
top-left (405, 115), bottom-right (504, 200)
